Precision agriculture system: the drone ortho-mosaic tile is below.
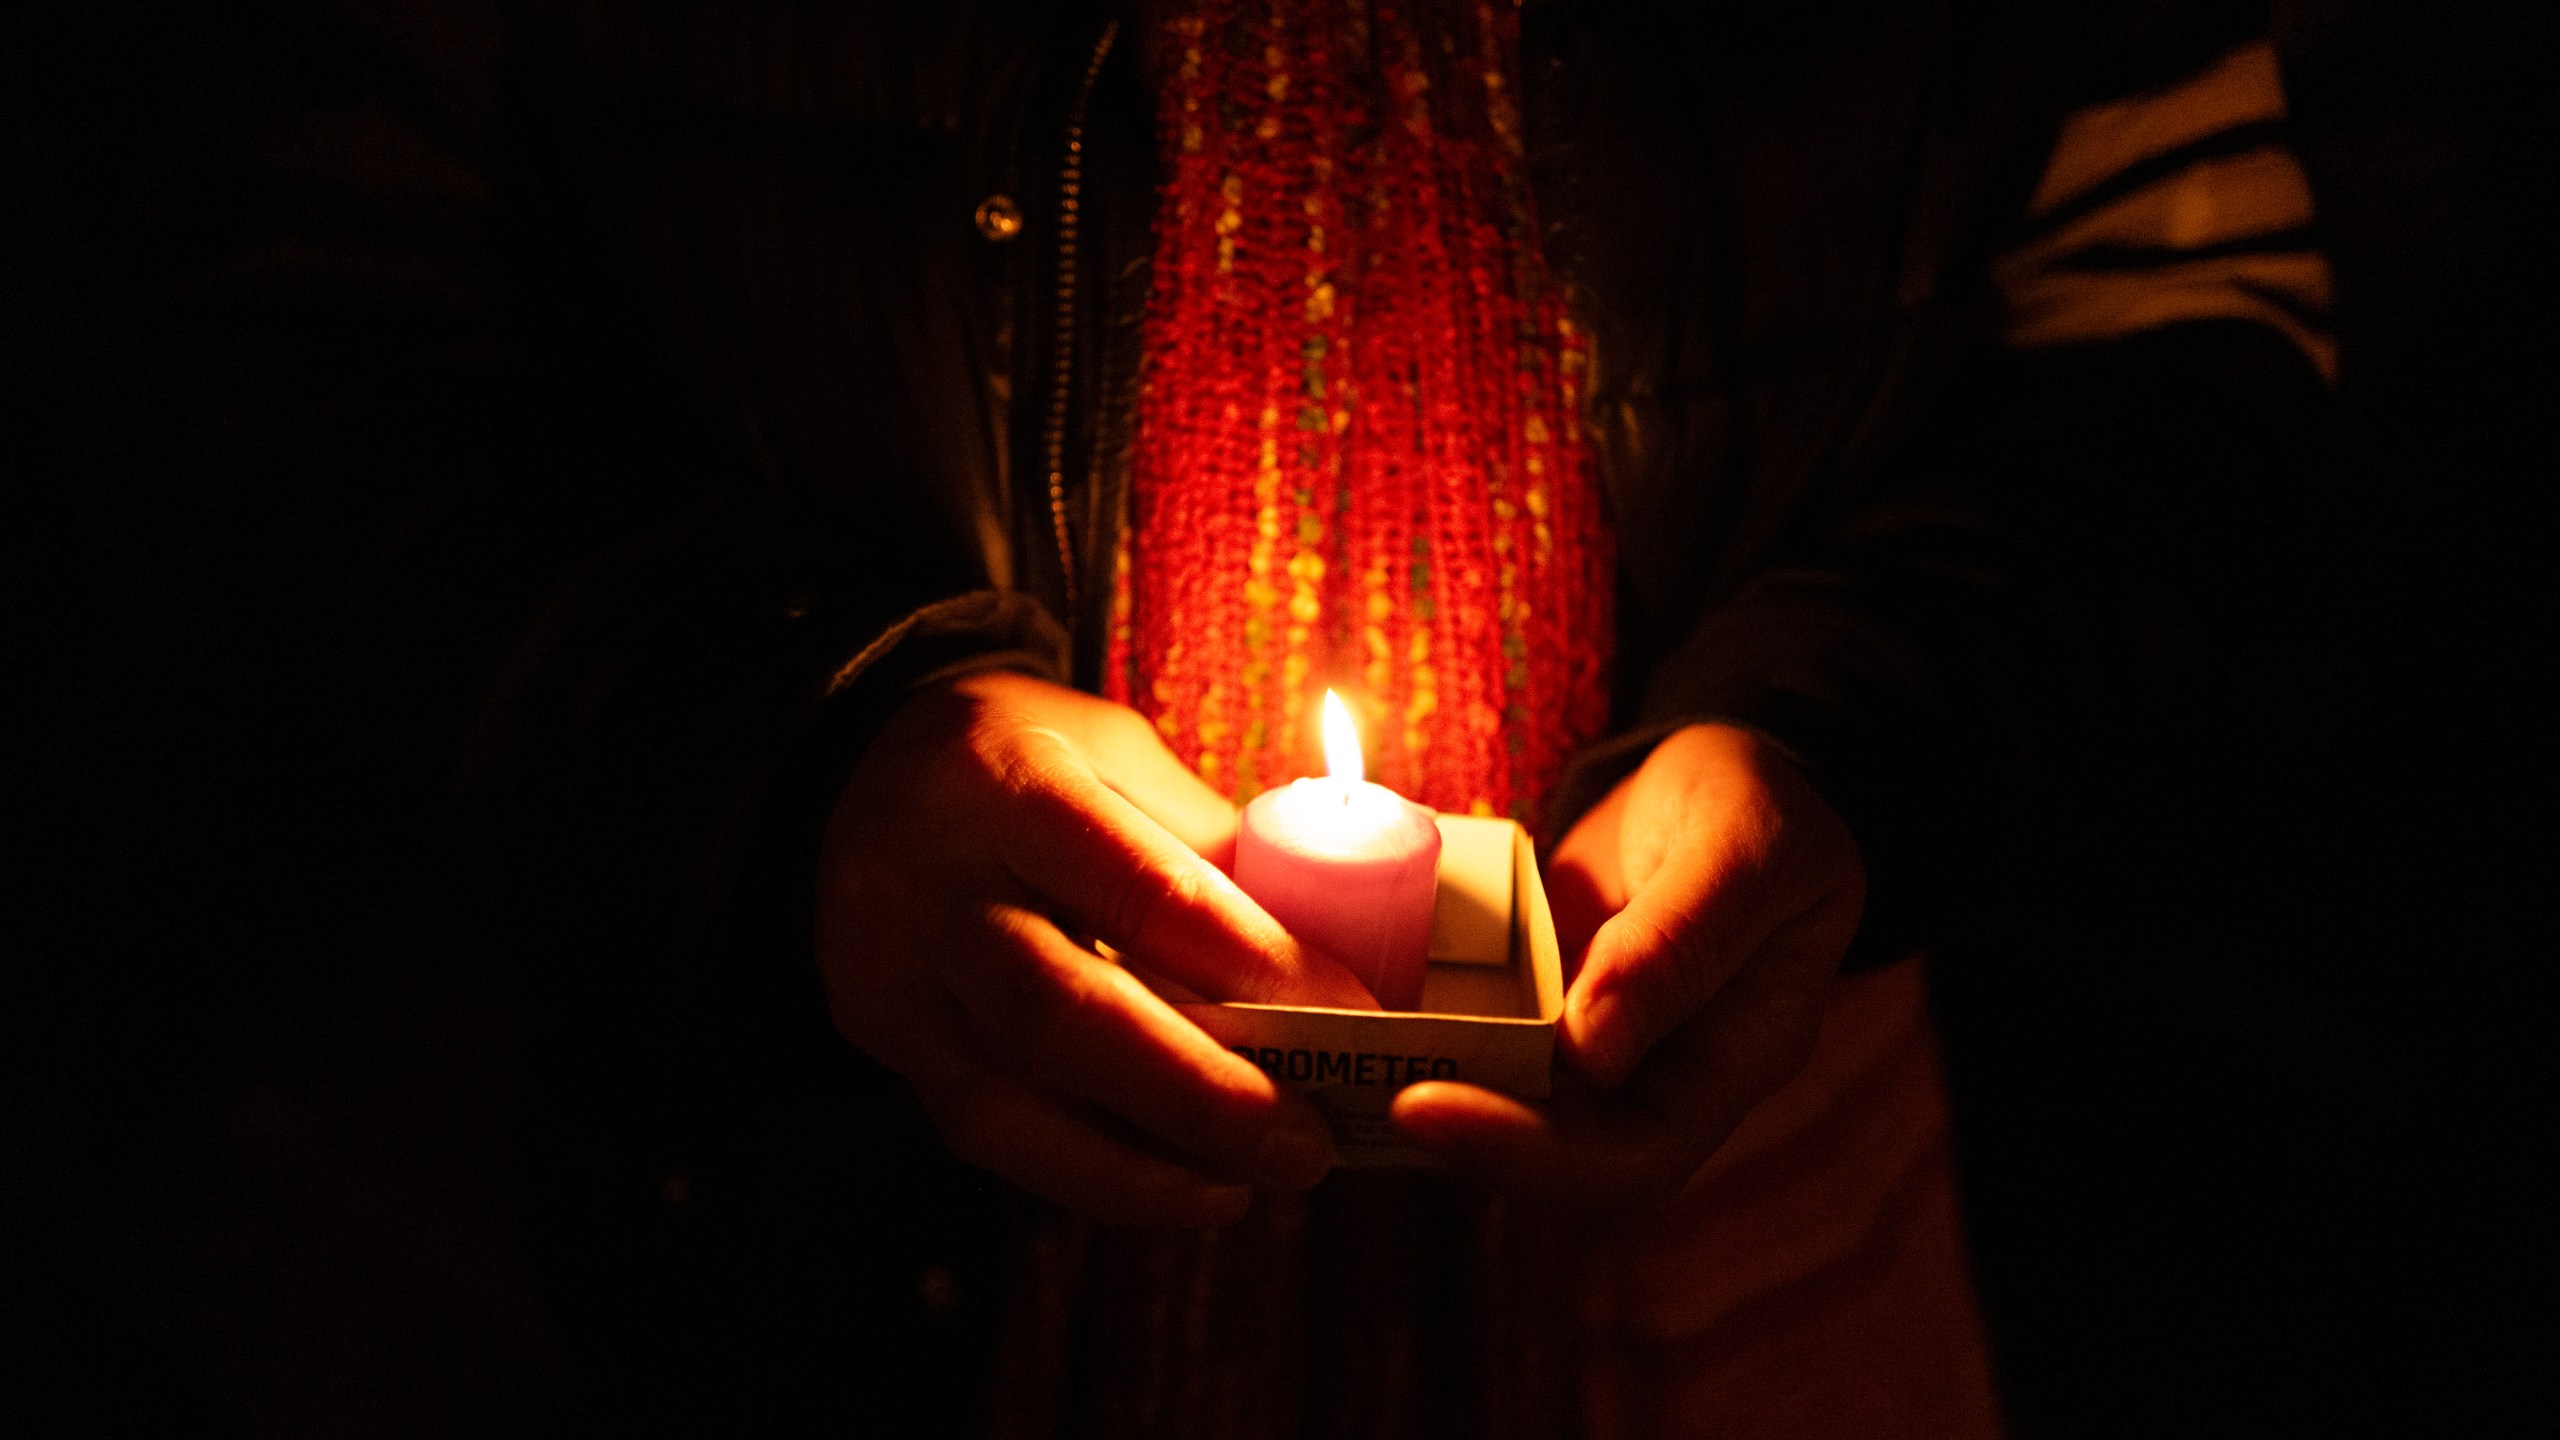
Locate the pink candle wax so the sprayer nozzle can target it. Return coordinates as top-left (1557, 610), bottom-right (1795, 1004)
top-left (1233, 694), bottom-right (1441, 1011)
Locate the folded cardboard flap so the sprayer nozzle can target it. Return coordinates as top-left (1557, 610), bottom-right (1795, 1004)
top-left (1426, 814), bottom-right (1516, 966)
top-left (1160, 814), bottom-right (1563, 1167)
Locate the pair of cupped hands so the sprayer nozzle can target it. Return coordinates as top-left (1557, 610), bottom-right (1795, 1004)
top-left (820, 671), bottom-right (1865, 1225)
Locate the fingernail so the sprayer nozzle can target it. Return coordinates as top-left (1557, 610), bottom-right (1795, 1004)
top-left (1568, 994), bottom-right (1628, 1086)
top-left (1254, 1121), bottom-right (1336, 1190)
top-left (1386, 1092), bottom-right (1450, 1146)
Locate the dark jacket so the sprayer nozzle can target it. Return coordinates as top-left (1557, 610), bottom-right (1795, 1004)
top-left (15, 0), bottom-right (2328, 1432)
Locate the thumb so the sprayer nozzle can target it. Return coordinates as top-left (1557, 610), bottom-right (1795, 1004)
top-left (1561, 839), bottom-right (1779, 1090)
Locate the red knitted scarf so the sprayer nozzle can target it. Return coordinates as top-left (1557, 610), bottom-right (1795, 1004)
top-left (1108, 0), bottom-right (1612, 820)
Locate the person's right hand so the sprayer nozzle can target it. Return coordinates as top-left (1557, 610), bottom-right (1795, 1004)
top-left (817, 669), bottom-right (1373, 1226)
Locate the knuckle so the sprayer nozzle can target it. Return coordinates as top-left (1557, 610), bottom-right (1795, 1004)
top-left (969, 721), bottom-right (1036, 788)
top-left (1660, 923), bottom-right (1723, 1000)
top-left (1738, 782), bottom-right (1788, 842)
top-left (995, 721), bottom-right (1071, 781)
top-left (1104, 853), bottom-right (1196, 950)
top-left (1613, 909), bottom-right (1719, 1014)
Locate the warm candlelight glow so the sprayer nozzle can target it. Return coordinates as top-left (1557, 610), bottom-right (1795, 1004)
top-left (1236, 688), bottom-right (1441, 1010)
top-left (1321, 690), bottom-right (1363, 785)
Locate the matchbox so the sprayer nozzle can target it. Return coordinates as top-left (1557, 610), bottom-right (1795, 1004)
top-left (1155, 814), bottom-right (1563, 1167)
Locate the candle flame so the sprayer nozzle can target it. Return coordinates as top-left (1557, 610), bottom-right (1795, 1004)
top-left (1321, 690), bottom-right (1364, 784)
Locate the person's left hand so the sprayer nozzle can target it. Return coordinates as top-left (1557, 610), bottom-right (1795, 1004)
top-left (1390, 723), bottom-right (1866, 1208)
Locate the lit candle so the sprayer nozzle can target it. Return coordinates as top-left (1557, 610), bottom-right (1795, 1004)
top-left (1234, 691), bottom-right (1443, 1010)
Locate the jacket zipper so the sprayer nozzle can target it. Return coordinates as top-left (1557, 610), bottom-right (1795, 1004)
top-left (1042, 19), bottom-right (1120, 620)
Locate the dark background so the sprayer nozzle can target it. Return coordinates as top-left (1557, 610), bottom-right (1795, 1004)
top-left (6, 1), bottom-right (2549, 1434)
top-left (2236, 0), bottom-right (2545, 1424)
top-left (1933, 2), bottom-right (2551, 1435)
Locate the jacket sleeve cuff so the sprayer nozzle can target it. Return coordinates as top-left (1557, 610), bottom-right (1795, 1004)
top-left (742, 589), bottom-right (1074, 1003)
top-left (822, 589), bottom-right (1074, 706)
top-left (780, 589), bottom-right (1074, 854)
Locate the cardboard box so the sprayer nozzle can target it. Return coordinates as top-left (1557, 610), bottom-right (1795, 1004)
top-left (1150, 814), bottom-right (1563, 1168)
